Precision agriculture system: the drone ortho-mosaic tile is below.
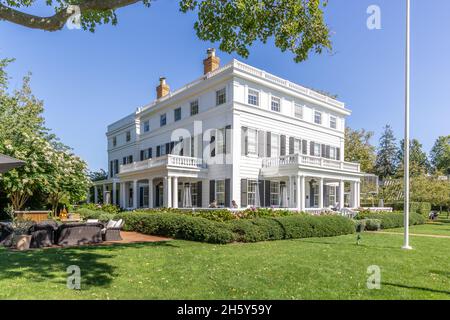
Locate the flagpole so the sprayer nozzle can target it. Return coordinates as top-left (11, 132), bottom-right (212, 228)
top-left (403, 0), bottom-right (412, 250)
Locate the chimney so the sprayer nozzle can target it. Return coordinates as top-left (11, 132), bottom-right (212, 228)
top-left (203, 48), bottom-right (220, 74)
top-left (156, 77), bottom-right (170, 99)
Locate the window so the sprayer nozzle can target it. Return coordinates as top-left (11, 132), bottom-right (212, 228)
top-left (330, 147), bottom-right (336, 160)
top-left (191, 183), bottom-right (198, 208)
top-left (294, 103), bottom-right (303, 119)
top-left (114, 159), bottom-right (119, 174)
top-left (160, 114), bottom-right (167, 127)
top-left (112, 136), bottom-right (117, 147)
top-left (247, 180), bottom-right (257, 206)
top-left (216, 180), bottom-right (225, 207)
top-left (143, 120), bottom-right (150, 133)
top-left (271, 134), bottom-right (279, 157)
top-left (126, 131), bottom-right (131, 142)
top-left (314, 111), bottom-right (322, 125)
top-left (190, 100), bottom-right (199, 116)
top-left (270, 181), bottom-right (280, 206)
top-left (247, 128), bottom-right (257, 155)
top-left (216, 88), bottom-right (226, 106)
top-left (248, 89), bottom-right (259, 106)
top-left (271, 96), bottom-right (281, 112)
top-left (330, 116), bottom-right (337, 129)
top-left (174, 108), bottom-right (182, 122)
top-left (314, 143), bottom-right (321, 157)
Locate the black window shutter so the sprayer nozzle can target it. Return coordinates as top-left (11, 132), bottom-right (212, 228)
top-left (258, 180), bottom-right (265, 207)
top-left (140, 150), bottom-right (144, 161)
top-left (166, 143), bottom-right (170, 154)
top-left (110, 161), bottom-right (113, 178)
top-left (156, 146), bottom-right (161, 157)
top-left (266, 132), bottom-right (272, 157)
top-left (149, 148), bottom-right (152, 158)
top-left (302, 140), bottom-right (308, 155)
top-left (336, 148), bottom-right (341, 160)
top-left (209, 180), bottom-right (215, 203)
top-left (115, 160), bottom-right (119, 174)
top-left (326, 145), bottom-right (331, 159)
top-left (280, 135), bottom-right (286, 156)
top-left (321, 144), bottom-right (327, 158)
top-left (170, 142), bottom-right (175, 154)
top-left (241, 179), bottom-right (248, 207)
top-left (123, 157), bottom-right (126, 165)
top-left (265, 181), bottom-right (271, 207)
top-left (310, 142), bottom-right (315, 156)
top-left (197, 181), bottom-right (202, 207)
top-left (225, 179), bottom-right (231, 208)
top-left (289, 137), bottom-right (295, 155)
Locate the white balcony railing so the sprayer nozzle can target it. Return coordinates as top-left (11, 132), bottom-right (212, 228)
top-left (120, 155), bottom-right (206, 174)
top-left (262, 154), bottom-right (360, 173)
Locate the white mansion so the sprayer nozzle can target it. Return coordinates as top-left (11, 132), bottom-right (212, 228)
top-left (91, 49), bottom-right (362, 211)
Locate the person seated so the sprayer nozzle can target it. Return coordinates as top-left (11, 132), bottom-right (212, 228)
top-left (209, 200), bottom-right (217, 208)
top-left (231, 200), bottom-right (238, 209)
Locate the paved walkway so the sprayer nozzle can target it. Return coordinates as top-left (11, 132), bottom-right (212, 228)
top-left (367, 231), bottom-right (450, 239)
top-left (105, 231), bottom-right (171, 244)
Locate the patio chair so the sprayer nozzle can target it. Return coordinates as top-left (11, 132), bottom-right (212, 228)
top-left (102, 219), bottom-right (124, 241)
top-left (28, 221), bottom-right (59, 248)
top-left (0, 222), bottom-right (14, 247)
top-left (55, 223), bottom-right (104, 247)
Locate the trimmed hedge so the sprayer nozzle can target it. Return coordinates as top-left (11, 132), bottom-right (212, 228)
top-left (117, 212), bottom-right (355, 244)
top-left (356, 211), bottom-right (426, 229)
top-left (117, 212), bottom-right (235, 244)
top-left (392, 202), bottom-right (432, 217)
top-left (75, 208), bottom-right (116, 222)
top-left (227, 215), bottom-right (355, 243)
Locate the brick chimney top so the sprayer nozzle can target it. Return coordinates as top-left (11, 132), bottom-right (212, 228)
top-left (203, 48), bottom-right (220, 74)
top-left (156, 77), bottom-right (170, 99)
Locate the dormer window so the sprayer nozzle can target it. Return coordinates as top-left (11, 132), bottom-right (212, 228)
top-left (294, 103), bottom-right (303, 119)
top-left (160, 113), bottom-right (167, 127)
top-left (112, 136), bottom-right (117, 147)
top-left (271, 97), bottom-right (281, 112)
top-left (126, 131), bottom-right (131, 142)
top-left (216, 88), bottom-right (226, 105)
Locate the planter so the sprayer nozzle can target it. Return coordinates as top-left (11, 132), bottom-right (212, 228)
top-left (13, 235), bottom-right (32, 251)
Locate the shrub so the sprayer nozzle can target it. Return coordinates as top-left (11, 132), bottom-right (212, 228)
top-left (227, 215), bottom-right (354, 243)
top-left (117, 212), bottom-right (235, 244)
top-left (392, 202), bottom-right (431, 217)
top-left (75, 208), bottom-right (116, 222)
top-left (353, 220), bottom-right (366, 233)
top-left (239, 208), bottom-right (298, 219)
top-left (356, 211), bottom-right (425, 229)
top-left (364, 219), bottom-right (382, 231)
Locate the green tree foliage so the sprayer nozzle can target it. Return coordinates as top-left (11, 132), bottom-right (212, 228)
top-left (344, 127), bottom-right (376, 173)
top-left (430, 135), bottom-right (450, 175)
top-left (0, 0), bottom-right (331, 62)
top-left (375, 125), bottom-right (399, 180)
top-left (88, 169), bottom-right (108, 182)
top-left (0, 59), bottom-right (90, 212)
top-left (396, 139), bottom-right (430, 177)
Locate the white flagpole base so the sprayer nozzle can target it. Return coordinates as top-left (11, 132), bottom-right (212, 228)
top-left (402, 245), bottom-right (413, 250)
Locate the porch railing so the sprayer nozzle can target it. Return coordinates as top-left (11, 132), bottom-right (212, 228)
top-left (120, 155), bottom-right (206, 174)
top-left (262, 154), bottom-right (360, 173)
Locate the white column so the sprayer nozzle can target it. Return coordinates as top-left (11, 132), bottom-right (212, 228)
top-left (356, 181), bottom-right (361, 208)
top-left (112, 182), bottom-right (117, 206)
top-left (300, 175), bottom-right (306, 211)
top-left (94, 186), bottom-right (98, 204)
top-left (148, 178), bottom-right (154, 208)
top-left (318, 178), bottom-right (324, 209)
top-left (339, 180), bottom-right (345, 209)
top-left (289, 176), bottom-right (294, 208)
top-left (102, 184), bottom-right (107, 204)
top-left (164, 177), bottom-right (172, 208)
top-left (132, 180), bottom-right (138, 209)
top-left (172, 177), bottom-right (178, 208)
top-left (231, 112), bottom-right (241, 207)
top-left (351, 181), bottom-right (357, 208)
top-left (296, 176), bottom-right (301, 211)
top-left (120, 182), bottom-right (126, 208)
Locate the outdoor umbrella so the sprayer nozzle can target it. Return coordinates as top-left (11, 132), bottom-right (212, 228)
top-left (0, 154), bottom-right (25, 173)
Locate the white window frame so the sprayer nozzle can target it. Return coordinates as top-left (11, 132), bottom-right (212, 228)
top-left (294, 103), bottom-right (303, 119)
top-left (174, 107), bottom-right (182, 122)
top-left (215, 180), bottom-right (225, 207)
top-left (216, 88), bottom-right (226, 106)
top-left (271, 96), bottom-right (281, 112)
top-left (247, 180), bottom-right (257, 206)
top-left (330, 116), bottom-right (337, 129)
top-left (270, 181), bottom-right (280, 206)
top-left (271, 134), bottom-right (280, 157)
top-left (248, 89), bottom-right (260, 106)
top-left (247, 128), bottom-right (257, 155)
top-left (190, 100), bottom-right (199, 116)
top-left (314, 111), bottom-right (322, 125)
top-left (160, 113), bottom-right (167, 127)
top-left (143, 120), bottom-right (150, 133)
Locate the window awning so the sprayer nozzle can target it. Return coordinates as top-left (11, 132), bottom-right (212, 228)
top-left (0, 154), bottom-right (25, 173)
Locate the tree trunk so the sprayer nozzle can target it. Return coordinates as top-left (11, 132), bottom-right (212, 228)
top-left (10, 191), bottom-right (29, 211)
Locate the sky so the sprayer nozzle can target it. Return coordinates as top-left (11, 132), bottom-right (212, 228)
top-left (1, 0), bottom-right (449, 171)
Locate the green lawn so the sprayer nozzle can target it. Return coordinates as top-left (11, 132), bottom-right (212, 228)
top-left (0, 226), bottom-right (449, 300)
top-left (389, 219), bottom-right (450, 237)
